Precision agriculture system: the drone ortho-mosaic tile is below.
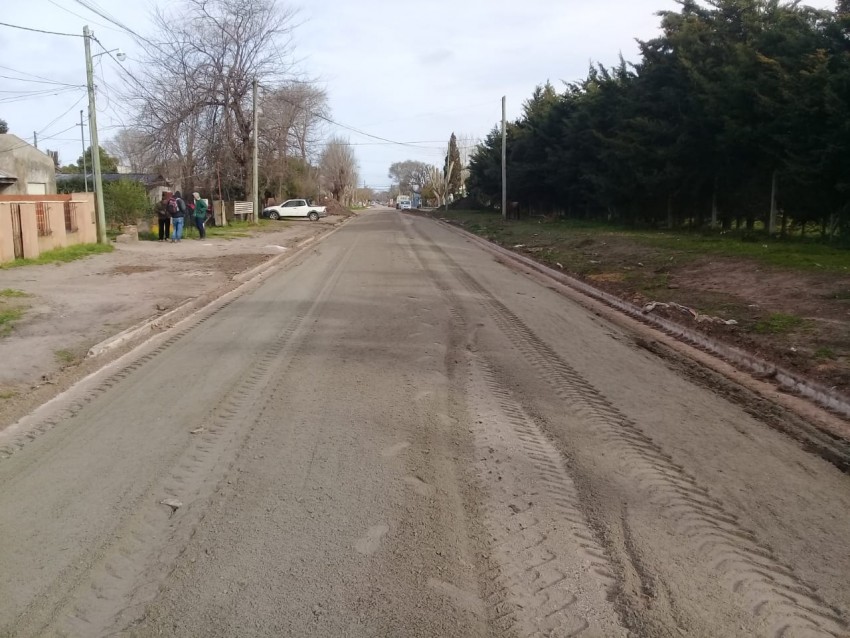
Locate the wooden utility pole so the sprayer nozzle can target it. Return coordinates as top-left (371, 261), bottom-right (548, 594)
top-left (501, 96), bottom-right (507, 220)
top-left (79, 110), bottom-right (89, 192)
top-left (83, 25), bottom-right (107, 244)
top-left (252, 78), bottom-right (259, 223)
top-left (33, 132), bottom-right (37, 150)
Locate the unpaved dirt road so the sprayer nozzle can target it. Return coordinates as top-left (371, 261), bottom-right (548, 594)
top-left (1, 209), bottom-right (849, 637)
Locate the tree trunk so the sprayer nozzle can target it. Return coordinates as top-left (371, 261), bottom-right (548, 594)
top-left (780, 207), bottom-right (788, 238)
top-left (768, 170), bottom-right (778, 235)
top-left (711, 181), bottom-right (718, 229)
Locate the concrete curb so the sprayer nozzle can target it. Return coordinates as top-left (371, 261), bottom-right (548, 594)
top-left (435, 217), bottom-right (850, 420)
top-left (86, 227), bottom-right (335, 359)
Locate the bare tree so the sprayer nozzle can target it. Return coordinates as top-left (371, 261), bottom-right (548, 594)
top-left (320, 136), bottom-right (358, 203)
top-left (427, 160), bottom-right (454, 211)
top-left (259, 83), bottom-right (328, 201)
top-left (104, 129), bottom-right (158, 173)
top-left (388, 160), bottom-right (430, 194)
top-left (127, 0), bottom-right (300, 197)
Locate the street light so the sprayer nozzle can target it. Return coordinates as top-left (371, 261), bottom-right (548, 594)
top-left (83, 26), bottom-right (125, 244)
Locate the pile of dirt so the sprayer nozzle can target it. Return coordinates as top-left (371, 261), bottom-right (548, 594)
top-left (319, 199), bottom-right (354, 217)
top-left (449, 195), bottom-right (487, 211)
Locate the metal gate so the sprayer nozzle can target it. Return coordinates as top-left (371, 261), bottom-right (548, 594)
top-left (10, 204), bottom-right (23, 259)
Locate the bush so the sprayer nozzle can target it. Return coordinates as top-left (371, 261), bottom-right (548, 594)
top-left (103, 180), bottom-right (151, 227)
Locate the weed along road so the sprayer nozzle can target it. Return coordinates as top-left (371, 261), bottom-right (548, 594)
top-left (1, 208), bottom-right (849, 637)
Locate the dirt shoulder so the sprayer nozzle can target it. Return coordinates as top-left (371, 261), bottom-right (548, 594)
top-left (0, 215), bottom-right (349, 430)
top-left (428, 210), bottom-right (850, 400)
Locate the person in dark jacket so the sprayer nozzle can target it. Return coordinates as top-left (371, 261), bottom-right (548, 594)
top-left (170, 190), bottom-right (187, 242)
top-left (157, 192), bottom-right (171, 241)
top-left (192, 192), bottom-right (207, 239)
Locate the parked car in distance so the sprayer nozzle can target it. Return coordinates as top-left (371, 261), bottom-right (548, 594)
top-left (400, 201), bottom-right (411, 210)
top-left (262, 199), bottom-right (327, 221)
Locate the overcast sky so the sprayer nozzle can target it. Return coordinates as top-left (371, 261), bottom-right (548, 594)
top-left (0, 0), bottom-right (835, 192)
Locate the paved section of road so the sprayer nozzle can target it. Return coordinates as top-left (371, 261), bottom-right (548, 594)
top-left (1, 209), bottom-right (848, 637)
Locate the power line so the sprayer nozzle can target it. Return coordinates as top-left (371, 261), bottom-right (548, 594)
top-left (0, 64), bottom-right (80, 86)
top-left (46, 0), bottom-right (123, 33)
top-left (71, 0), bottom-right (144, 40)
top-left (37, 92), bottom-right (88, 137)
top-left (0, 20), bottom-right (83, 37)
top-left (0, 123), bottom-right (81, 154)
top-left (0, 74), bottom-right (83, 87)
top-left (0, 87), bottom-right (81, 104)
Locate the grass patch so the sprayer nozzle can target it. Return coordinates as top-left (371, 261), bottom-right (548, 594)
top-left (753, 313), bottom-right (805, 334)
top-left (0, 307), bottom-right (23, 335)
top-left (1, 243), bottom-right (113, 269)
top-left (0, 390), bottom-right (18, 400)
top-left (55, 349), bottom-right (76, 365)
top-left (440, 210), bottom-right (850, 273)
top-left (814, 347), bottom-right (837, 360)
top-left (0, 288), bottom-right (28, 298)
top-left (204, 219), bottom-right (280, 239)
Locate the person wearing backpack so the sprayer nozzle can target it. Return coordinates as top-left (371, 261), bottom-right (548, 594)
top-left (157, 192), bottom-right (172, 242)
top-left (192, 192), bottom-right (208, 239)
top-left (169, 190), bottom-right (187, 242)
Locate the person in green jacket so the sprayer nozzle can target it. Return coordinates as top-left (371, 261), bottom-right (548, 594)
top-left (192, 192), bottom-right (208, 239)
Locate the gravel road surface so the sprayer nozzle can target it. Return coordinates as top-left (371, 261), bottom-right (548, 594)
top-left (1, 209), bottom-right (848, 637)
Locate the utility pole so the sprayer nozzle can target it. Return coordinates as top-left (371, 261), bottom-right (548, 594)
top-left (252, 77), bottom-right (259, 224)
top-left (33, 132), bottom-right (38, 150)
top-left (79, 110), bottom-right (89, 192)
top-left (501, 95), bottom-right (507, 220)
top-left (83, 26), bottom-right (107, 244)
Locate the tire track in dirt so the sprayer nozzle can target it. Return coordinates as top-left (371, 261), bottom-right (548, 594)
top-left (403, 221), bottom-right (624, 636)
top-left (10, 237), bottom-right (361, 638)
top-left (0, 297), bottom-right (244, 463)
top-left (471, 361), bottom-right (626, 637)
top-left (411, 219), bottom-right (848, 637)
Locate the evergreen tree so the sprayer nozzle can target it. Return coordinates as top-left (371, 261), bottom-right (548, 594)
top-left (78, 146), bottom-right (119, 173)
top-left (465, 0), bottom-right (850, 242)
top-left (446, 133), bottom-right (462, 196)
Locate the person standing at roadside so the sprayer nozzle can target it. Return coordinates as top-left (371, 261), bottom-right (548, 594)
top-left (192, 192), bottom-right (207, 239)
top-left (169, 190), bottom-right (187, 242)
top-left (157, 192), bottom-right (171, 242)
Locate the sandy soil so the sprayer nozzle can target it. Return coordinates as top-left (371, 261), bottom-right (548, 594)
top-left (439, 214), bottom-right (850, 395)
top-left (0, 216), bottom-right (344, 429)
top-left (0, 210), bottom-right (848, 636)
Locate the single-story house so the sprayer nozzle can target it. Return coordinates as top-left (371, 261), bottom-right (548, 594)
top-left (0, 134), bottom-right (57, 195)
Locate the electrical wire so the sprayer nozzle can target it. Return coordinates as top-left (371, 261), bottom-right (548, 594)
top-left (0, 64), bottom-right (69, 84)
top-left (71, 0), bottom-right (144, 41)
top-left (37, 92), bottom-right (88, 137)
top-left (0, 74), bottom-right (83, 87)
top-left (46, 0), bottom-right (123, 33)
top-left (0, 123), bottom-right (81, 154)
top-left (0, 20), bottom-right (83, 37)
top-left (0, 87), bottom-right (81, 104)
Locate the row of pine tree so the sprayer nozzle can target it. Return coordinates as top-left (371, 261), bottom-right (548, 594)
top-left (468, 0), bottom-right (850, 242)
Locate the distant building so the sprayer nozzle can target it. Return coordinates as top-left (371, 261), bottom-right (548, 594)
top-left (0, 134), bottom-right (57, 195)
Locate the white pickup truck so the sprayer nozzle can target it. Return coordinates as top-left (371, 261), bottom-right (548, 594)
top-left (262, 199), bottom-right (327, 221)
